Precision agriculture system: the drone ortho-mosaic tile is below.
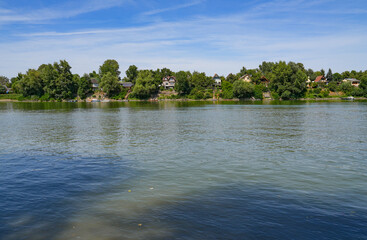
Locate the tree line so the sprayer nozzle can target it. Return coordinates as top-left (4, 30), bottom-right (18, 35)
top-left (1, 60), bottom-right (367, 100)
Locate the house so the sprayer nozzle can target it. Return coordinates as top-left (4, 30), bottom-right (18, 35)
top-left (240, 74), bottom-right (252, 83)
top-left (162, 76), bottom-right (176, 89)
top-left (306, 77), bottom-right (312, 88)
top-left (91, 78), bottom-right (99, 91)
top-left (260, 76), bottom-right (269, 87)
top-left (314, 75), bottom-right (327, 83)
top-left (342, 78), bottom-right (360, 87)
top-left (121, 82), bottom-right (134, 89)
top-left (212, 74), bottom-right (221, 87)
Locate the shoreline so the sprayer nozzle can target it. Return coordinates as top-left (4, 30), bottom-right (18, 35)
top-left (1, 97), bottom-right (367, 103)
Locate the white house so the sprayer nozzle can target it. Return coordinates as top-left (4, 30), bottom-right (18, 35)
top-left (342, 78), bottom-right (360, 87)
top-left (213, 74), bottom-right (221, 87)
top-left (162, 76), bottom-right (176, 89)
top-left (240, 74), bottom-right (252, 83)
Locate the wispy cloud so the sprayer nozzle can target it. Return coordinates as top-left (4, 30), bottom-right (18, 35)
top-left (142, 0), bottom-right (204, 16)
top-left (1, 0), bottom-right (367, 78)
top-left (0, 0), bottom-right (128, 23)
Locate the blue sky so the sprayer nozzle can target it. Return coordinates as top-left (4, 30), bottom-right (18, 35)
top-left (1, 0), bottom-right (367, 78)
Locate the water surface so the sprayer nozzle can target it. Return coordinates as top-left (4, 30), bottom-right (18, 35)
top-left (1, 101), bottom-right (367, 239)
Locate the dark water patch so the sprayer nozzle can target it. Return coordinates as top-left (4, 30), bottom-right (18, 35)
top-left (134, 185), bottom-right (367, 240)
top-left (0, 153), bottom-right (136, 240)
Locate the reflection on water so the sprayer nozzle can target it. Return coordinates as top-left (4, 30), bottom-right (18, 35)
top-left (1, 101), bottom-right (367, 239)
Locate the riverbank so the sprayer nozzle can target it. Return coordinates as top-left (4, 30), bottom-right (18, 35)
top-left (1, 97), bottom-right (367, 103)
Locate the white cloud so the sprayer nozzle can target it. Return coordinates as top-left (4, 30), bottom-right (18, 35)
top-left (0, 0), bottom-right (128, 23)
top-left (142, 0), bottom-right (204, 16)
top-left (1, 0), bottom-right (367, 77)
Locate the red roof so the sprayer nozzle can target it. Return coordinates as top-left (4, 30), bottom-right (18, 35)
top-left (315, 76), bottom-right (325, 82)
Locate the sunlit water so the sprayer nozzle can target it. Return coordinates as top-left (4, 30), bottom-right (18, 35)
top-left (1, 101), bottom-right (367, 240)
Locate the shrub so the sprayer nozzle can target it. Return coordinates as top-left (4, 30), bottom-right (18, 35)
top-left (254, 85), bottom-right (264, 99)
top-left (30, 95), bottom-right (39, 101)
top-left (40, 93), bottom-right (50, 101)
top-left (233, 81), bottom-right (254, 99)
top-left (271, 91), bottom-right (280, 100)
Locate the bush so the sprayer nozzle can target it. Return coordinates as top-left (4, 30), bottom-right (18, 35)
top-left (313, 88), bottom-right (321, 94)
top-left (40, 93), bottom-right (50, 101)
top-left (17, 95), bottom-right (26, 101)
top-left (188, 88), bottom-right (205, 99)
top-left (31, 95), bottom-right (39, 101)
top-left (271, 91), bottom-right (280, 100)
top-left (350, 87), bottom-right (364, 97)
top-left (220, 80), bottom-right (233, 99)
top-left (0, 85), bottom-right (6, 94)
top-left (281, 90), bottom-right (291, 100)
top-left (254, 85), bottom-right (264, 99)
top-left (319, 89), bottom-right (329, 98)
top-left (111, 88), bottom-right (128, 100)
top-left (233, 81), bottom-right (254, 99)
top-left (327, 82), bottom-right (338, 92)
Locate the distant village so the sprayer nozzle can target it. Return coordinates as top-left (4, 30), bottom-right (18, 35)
top-left (0, 60), bottom-right (366, 101)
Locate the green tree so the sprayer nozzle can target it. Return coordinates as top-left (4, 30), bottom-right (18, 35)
top-left (77, 74), bottom-right (92, 99)
top-left (320, 69), bottom-right (325, 76)
top-left (99, 59), bottom-right (120, 78)
top-left (130, 70), bottom-right (157, 99)
top-left (226, 73), bottom-right (237, 83)
top-left (220, 80), bottom-right (233, 99)
top-left (269, 61), bottom-right (307, 99)
top-left (259, 61), bottom-right (275, 76)
top-left (0, 85), bottom-right (6, 94)
top-left (0, 76), bottom-right (9, 86)
top-left (359, 74), bottom-right (367, 97)
top-left (191, 71), bottom-right (213, 89)
top-left (18, 69), bottom-right (44, 97)
top-left (326, 68), bottom-right (333, 82)
top-left (125, 65), bottom-right (138, 84)
top-left (333, 72), bottom-right (342, 82)
top-left (100, 72), bottom-right (121, 97)
top-left (338, 81), bottom-right (353, 95)
top-left (46, 60), bottom-right (76, 99)
top-left (327, 81), bottom-right (338, 92)
top-left (233, 80), bottom-right (254, 99)
top-left (175, 71), bottom-right (191, 95)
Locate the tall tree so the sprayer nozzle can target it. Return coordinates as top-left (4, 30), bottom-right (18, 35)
top-left (18, 69), bottom-right (43, 97)
top-left (100, 72), bottom-right (121, 97)
top-left (0, 76), bottom-right (9, 86)
top-left (175, 71), bottom-right (191, 95)
top-left (130, 70), bottom-right (157, 99)
top-left (269, 61), bottom-right (307, 99)
top-left (320, 69), bottom-right (325, 76)
top-left (125, 65), bottom-right (138, 84)
top-left (326, 68), bottom-right (333, 82)
top-left (233, 80), bottom-right (254, 99)
top-left (99, 59), bottom-right (121, 78)
top-left (191, 71), bottom-right (213, 89)
top-left (226, 73), bottom-right (237, 83)
top-left (77, 74), bottom-right (92, 99)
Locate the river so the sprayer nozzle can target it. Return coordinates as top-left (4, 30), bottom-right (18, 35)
top-left (1, 101), bottom-right (367, 239)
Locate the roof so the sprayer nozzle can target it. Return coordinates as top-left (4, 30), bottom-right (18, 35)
top-left (343, 78), bottom-right (360, 82)
top-left (163, 76), bottom-right (176, 81)
top-left (240, 74), bottom-right (252, 79)
top-left (314, 76), bottom-right (326, 82)
top-left (91, 78), bottom-right (98, 84)
top-left (122, 82), bottom-right (134, 87)
top-left (213, 74), bottom-right (220, 79)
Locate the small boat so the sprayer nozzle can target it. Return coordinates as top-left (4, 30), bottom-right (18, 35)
top-left (341, 96), bottom-right (355, 100)
top-left (91, 99), bottom-right (100, 102)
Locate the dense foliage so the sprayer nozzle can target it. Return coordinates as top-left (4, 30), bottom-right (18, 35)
top-left (3, 59), bottom-right (367, 100)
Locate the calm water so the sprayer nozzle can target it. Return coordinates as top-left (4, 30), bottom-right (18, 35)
top-left (1, 101), bottom-right (367, 240)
